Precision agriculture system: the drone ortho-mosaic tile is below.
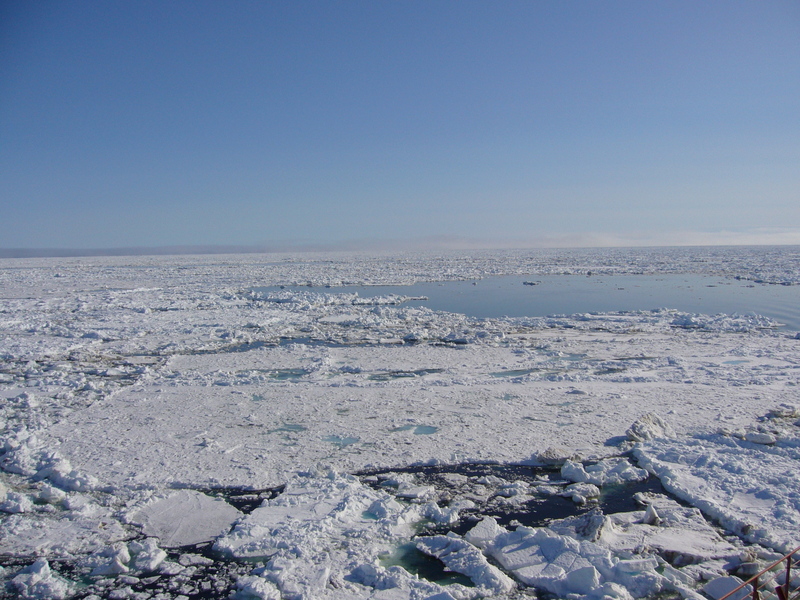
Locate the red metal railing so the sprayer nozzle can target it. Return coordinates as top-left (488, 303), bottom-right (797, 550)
top-left (718, 547), bottom-right (800, 600)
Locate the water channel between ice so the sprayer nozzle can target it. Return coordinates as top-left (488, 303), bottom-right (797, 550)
top-left (255, 273), bottom-right (800, 330)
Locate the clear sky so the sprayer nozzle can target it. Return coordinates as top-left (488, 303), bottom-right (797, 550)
top-left (1, 1), bottom-right (799, 251)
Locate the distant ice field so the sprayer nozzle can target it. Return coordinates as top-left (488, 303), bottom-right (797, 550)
top-left (256, 273), bottom-right (800, 330)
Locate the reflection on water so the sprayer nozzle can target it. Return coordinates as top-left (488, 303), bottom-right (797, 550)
top-left (255, 274), bottom-right (800, 330)
top-left (324, 435), bottom-right (360, 448)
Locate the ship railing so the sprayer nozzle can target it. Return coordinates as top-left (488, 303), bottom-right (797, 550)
top-left (718, 546), bottom-right (800, 600)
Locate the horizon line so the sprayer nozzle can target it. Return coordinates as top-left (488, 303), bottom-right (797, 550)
top-left (2, 237), bottom-right (799, 259)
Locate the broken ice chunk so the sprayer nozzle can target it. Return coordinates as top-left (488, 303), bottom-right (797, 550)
top-left (561, 458), bottom-right (647, 486)
top-left (415, 534), bottom-right (515, 594)
top-left (129, 538), bottom-right (167, 573)
top-left (703, 576), bottom-right (752, 600)
top-left (743, 431), bottom-right (777, 445)
top-left (395, 484), bottom-right (435, 500)
top-left (560, 482), bottom-right (600, 504)
top-left (0, 491), bottom-right (34, 513)
top-left (10, 558), bottom-right (73, 600)
top-left (464, 517), bottom-right (506, 549)
top-left (37, 484), bottom-right (67, 504)
top-left (626, 413), bottom-right (676, 442)
top-left (534, 446), bottom-right (580, 466)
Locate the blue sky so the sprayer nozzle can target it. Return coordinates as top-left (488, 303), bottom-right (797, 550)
top-left (1, 1), bottom-right (798, 251)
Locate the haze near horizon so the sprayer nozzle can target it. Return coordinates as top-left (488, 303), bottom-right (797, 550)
top-left (1, 1), bottom-right (798, 252)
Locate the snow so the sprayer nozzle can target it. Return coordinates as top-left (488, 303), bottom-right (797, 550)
top-left (0, 246), bottom-right (799, 599)
top-left (634, 417), bottom-right (800, 554)
top-left (9, 559), bottom-right (73, 600)
top-left (626, 413), bottom-right (677, 442)
top-left (702, 576), bottom-right (752, 600)
top-left (561, 458), bottom-right (649, 486)
top-left (129, 489), bottom-right (242, 547)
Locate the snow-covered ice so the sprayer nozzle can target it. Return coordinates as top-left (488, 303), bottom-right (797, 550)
top-left (1, 246), bottom-right (799, 599)
top-left (130, 489), bottom-right (243, 548)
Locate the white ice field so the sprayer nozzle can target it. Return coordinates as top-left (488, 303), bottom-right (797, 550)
top-left (1, 246), bottom-right (799, 600)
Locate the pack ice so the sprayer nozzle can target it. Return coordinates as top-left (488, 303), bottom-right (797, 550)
top-left (0, 246), bottom-right (799, 599)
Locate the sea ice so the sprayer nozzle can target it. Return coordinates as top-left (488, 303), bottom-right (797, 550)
top-left (634, 419), bottom-right (800, 553)
top-left (415, 534), bottom-right (516, 593)
top-left (472, 520), bottom-right (664, 598)
top-left (128, 489), bottom-right (243, 547)
top-left (561, 457), bottom-right (649, 486)
top-left (9, 559), bottom-right (73, 600)
top-left (1, 247), bottom-right (799, 599)
top-left (626, 413), bottom-right (676, 442)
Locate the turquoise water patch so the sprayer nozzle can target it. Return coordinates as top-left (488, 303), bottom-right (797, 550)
top-left (413, 425), bottom-right (438, 435)
top-left (268, 368), bottom-right (308, 380)
top-left (324, 435), bottom-right (360, 448)
top-left (368, 368), bottom-right (444, 381)
top-left (380, 543), bottom-right (474, 587)
top-left (270, 423), bottom-right (306, 433)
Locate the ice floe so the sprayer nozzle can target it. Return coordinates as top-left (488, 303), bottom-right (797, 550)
top-left (634, 418), bottom-right (800, 554)
top-left (129, 489), bottom-right (243, 547)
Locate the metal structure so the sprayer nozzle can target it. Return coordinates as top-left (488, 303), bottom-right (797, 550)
top-left (717, 547), bottom-right (800, 600)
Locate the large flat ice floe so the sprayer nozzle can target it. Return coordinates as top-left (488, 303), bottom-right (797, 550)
top-left (0, 247), bottom-right (799, 599)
